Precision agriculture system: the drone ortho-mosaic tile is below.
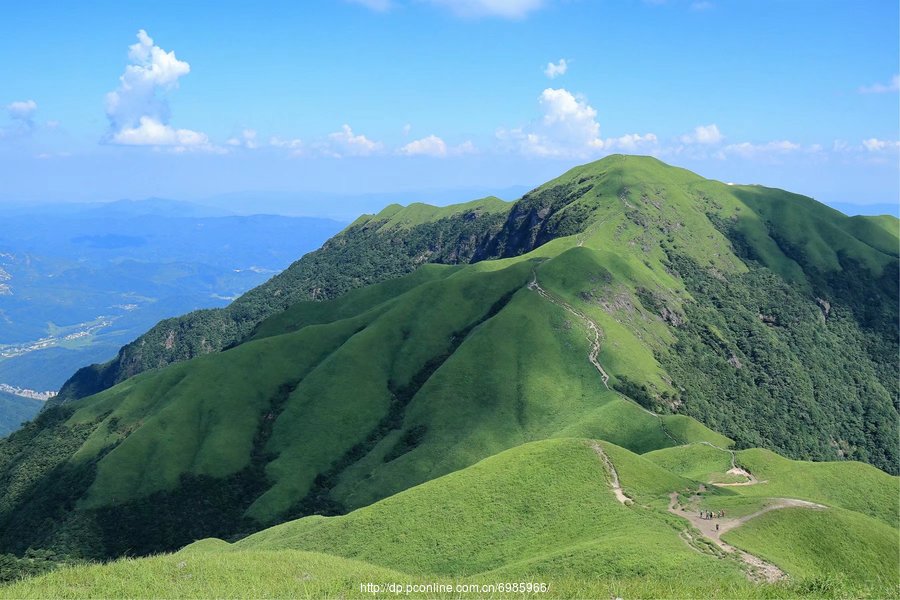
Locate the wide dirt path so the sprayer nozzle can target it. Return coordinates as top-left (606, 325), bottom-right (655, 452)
top-left (668, 491), bottom-right (826, 582)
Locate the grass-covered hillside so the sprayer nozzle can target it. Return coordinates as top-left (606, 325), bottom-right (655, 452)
top-left (3, 439), bottom-right (895, 598)
top-left (54, 156), bottom-right (898, 416)
top-left (0, 155), bottom-right (895, 572)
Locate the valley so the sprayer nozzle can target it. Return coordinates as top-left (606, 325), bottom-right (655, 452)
top-left (0, 201), bottom-right (344, 434)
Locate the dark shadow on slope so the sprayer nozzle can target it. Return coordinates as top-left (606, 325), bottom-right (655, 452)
top-left (284, 287), bottom-right (521, 521)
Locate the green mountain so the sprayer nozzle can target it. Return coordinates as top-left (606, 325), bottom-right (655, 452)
top-left (3, 439), bottom-right (896, 597)
top-left (0, 156), bottom-right (896, 594)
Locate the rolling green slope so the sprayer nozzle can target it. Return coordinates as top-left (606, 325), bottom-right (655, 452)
top-left (232, 440), bottom-right (719, 579)
top-left (222, 438), bottom-right (896, 587)
top-left (0, 155), bottom-right (896, 568)
top-left (0, 247), bottom-right (731, 557)
top-left (723, 507), bottom-right (898, 583)
top-left (2, 438), bottom-right (896, 598)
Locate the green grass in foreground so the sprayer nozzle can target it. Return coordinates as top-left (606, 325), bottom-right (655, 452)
top-left (2, 438), bottom-right (897, 599)
top-left (2, 549), bottom-right (895, 600)
top-left (232, 439), bottom-right (739, 581)
top-left (723, 506), bottom-right (900, 584)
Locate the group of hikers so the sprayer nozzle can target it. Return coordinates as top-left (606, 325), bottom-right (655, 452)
top-left (700, 509), bottom-right (726, 531)
top-left (700, 509), bottom-right (725, 519)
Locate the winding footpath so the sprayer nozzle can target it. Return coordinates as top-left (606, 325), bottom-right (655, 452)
top-left (528, 270), bottom-right (826, 584)
top-left (667, 491), bottom-right (826, 583)
top-left (590, 443), bottom-right (631, 505)
top-left (528, 273), bottom-right (610, 389)
top-left (696, 441), bottom-right (766, 486)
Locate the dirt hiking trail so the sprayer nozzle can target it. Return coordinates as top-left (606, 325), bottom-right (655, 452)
top-left (528, 272), bottom-right (609, 389)
top-left (590, 443), bottom-right (631, 505)
top-left (668, 491), bottom-right (826, 582)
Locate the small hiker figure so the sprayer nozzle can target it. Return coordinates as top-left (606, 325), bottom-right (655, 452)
top-left (716, 523), bottom-right (720, 531)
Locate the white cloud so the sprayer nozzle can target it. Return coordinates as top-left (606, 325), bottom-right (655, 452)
top-left (322, 124), bottom-right (383, 157)
top-left (604, 133), bottom-right (658, 152)
top-left (716, 140), bottom-right (800, 159)
top-left (859, 74), bottom-right (899, 94)
top-left (690, 1), bottom-right (714, 10)
top-left (110, 116), bottom-right (216, 152)
top-left (402, 123), bottom-right (412, 136)
top-left (400, 134), bottom-right (447, 157)
top-left (398, 135), bottom-right (477, 157)
top-left (862, 138), bottom-right (900, 152)
top-left (347, 0), bottom-right (393, 10)
top-left (499, 88), bottom-right (605, 158)
top-left (105, 30), bottom-right (213, 150)
top-left (7, 100), bottom-right (37, 122)
top-left (544, 59), bottom-right (568, 79)
top-left (680, 123), bottom-right (723, 145)
top-left (270, 136), bottom-right (304, 156)
top-left (226, 129), bottom-right (259, 149)
top-left (270, 136), bottom-right (303, 148)
top-left (427, 0), bottom-right (546, 19)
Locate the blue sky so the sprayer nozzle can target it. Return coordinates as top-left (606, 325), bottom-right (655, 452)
top-left (1, 0), bottom-right (898, 211)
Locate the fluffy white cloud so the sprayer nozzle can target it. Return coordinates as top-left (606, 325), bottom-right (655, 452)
top-left (7, 100), bottom-right (37, 121)
top-left (322, 124), bottom-right (383, 157)
top-left (400, 134), bottom-right (447, 156)
top-left (399, 135), bottom-right (477, 157)
top-left (499, 88), bottom-right (605, 158)
top-left (859, 74), bottom-right (899, 94)
top-left (110, 116), bottom-right (214, 150)
top-left (427, 0), bottom-right (546, 19)
top-left (544, 59), bottom-right (568, 79)
top-left (105, 30), bottom-right (214, 150)
top-left (862, 138), bottom-right (900, 152)
top-left (680, 124), bottom-right (723, 145)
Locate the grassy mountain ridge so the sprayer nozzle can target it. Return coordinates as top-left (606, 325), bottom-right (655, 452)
top-left (51, 196), bottom-right (511, 404)
top-left (1, 155), bottom-right (896, 568)
top-left (54, 156), bottom-right (897, 415)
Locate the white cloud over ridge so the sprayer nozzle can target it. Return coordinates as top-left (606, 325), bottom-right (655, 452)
top-left (544, 59), bottom-right (568, 79)
top-left (105, 30), bottom-right (215, 152)
top-left (497, 88), bottom-right (659, 158)
top-left (498, 88), bottom-right (601, 157)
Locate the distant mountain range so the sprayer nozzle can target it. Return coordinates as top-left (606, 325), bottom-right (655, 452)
top-left (0, 199), bottom-right (343, 434)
